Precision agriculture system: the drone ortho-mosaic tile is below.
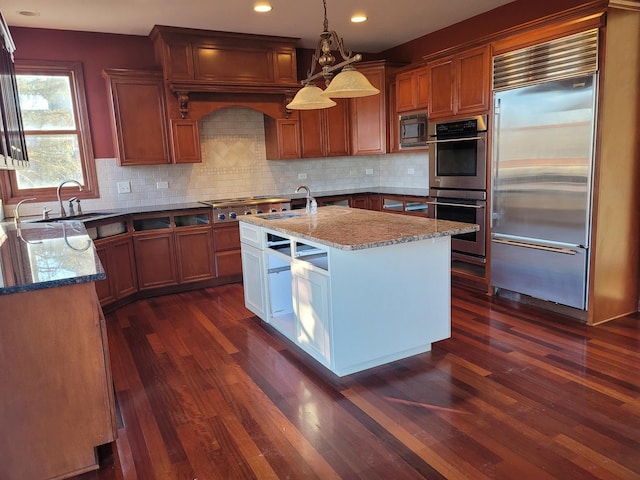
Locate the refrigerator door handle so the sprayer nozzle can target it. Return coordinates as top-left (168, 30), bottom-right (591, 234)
top-left (492, 237), bottom-right (578, 255)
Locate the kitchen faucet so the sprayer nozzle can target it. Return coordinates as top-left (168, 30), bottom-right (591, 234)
top-left (295, 184), bottom-right (317, 213)
top-left (56, 179), bottom-right (83, 218)
top-left (13, 197), bottom-right (37, 226)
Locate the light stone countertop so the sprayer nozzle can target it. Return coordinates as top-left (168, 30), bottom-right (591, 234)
top-left (240, 206), bottom-right (478, 251)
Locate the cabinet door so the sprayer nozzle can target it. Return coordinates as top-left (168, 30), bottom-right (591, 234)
top-left (395, 71), bottom-right (417, 112)
top-left (104, 70), bottom-right (171, 165)
top-left (292, 262), bottom-right (331, 367)
top-left (325, 99), bottom-right (350, 157)
top-left (265, 115), bottom-right (301, 159)
top-left (94, 243), bottom-right (115, 305)
top-left (299, 109), bottom-right (324, 158)
top-left (134, 232), bottom-right (178, 289)
top-left (415, 67), bottom-right (430, 110)
top-left (110, 237), bottom-right (138, 298)
top-left (456, 45), bottom-right (491, 115)
top-left (175, 227), bottom-right (215, 283)
top-left (427, 57), bottom-right (455, 119)
top-left (214, 224), bottom-right (242, 277)
top-left (241, 243), bottom-right (267, 318)
top-left (350, 66), bottom-right (386, 155)
top-left (170, 119), bottom-right (201, 163)
top-left (350, 194), bottom-right (369, 210)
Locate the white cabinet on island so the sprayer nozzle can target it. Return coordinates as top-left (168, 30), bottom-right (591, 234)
top-left (239, 206), bottom-right (478, 377)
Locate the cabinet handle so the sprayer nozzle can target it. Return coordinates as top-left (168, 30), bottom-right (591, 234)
top-left (425, 201), bottom-right (485, 209)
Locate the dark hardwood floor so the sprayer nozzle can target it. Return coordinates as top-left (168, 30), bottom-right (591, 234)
top-left (76, 282), bottom-right (640, 479)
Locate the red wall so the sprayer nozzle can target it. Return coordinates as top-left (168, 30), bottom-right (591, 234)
top-left (11, 27), bottom-right (156, 159)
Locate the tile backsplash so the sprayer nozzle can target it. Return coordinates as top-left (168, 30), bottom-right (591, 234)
top-left (10, 106), bottom-right (429, 218)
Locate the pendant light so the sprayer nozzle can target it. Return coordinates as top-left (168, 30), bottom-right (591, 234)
top-left (286, 0), bottom-right (379, 110)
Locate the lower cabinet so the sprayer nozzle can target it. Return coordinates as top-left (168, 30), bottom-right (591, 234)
top-left (240, 242), bottom-right (267, 319)
top-left (291, 260), bottom-right (332, 366)
top-left (94, 235), bottom-right (137, 305)
top-left (132, 210), bottom-right (215, 290)
top-left (213, 223), bottom-right (242, 277)
top-left (0, 283), bottom-right (116, 479)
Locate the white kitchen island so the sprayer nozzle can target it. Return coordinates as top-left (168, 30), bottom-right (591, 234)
top-left (239, 206), bottom-right (478, 377)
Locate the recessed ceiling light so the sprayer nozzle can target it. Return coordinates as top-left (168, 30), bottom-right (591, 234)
top-left (351, 14), bottom-right (367, 23)
top-left (254, 4), bottom-right (273, 13)
top-left (18, 10), bottom-right (40, 17)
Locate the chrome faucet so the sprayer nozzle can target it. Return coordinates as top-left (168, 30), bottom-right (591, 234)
top-left (13, 197), bottom-right (37, 226)
top-left (56, 179), bottom-right (83, 218)
top-left (295, 184), bottom-right (316, 213)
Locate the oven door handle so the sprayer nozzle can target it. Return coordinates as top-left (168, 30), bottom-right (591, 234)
top-left (425, 201), bottom-right (485, 209)
top-left (425, 136), bottom-right (485, 144)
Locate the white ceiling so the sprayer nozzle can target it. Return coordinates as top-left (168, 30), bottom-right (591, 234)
top-left (2, 0), bottom-right (515, 53)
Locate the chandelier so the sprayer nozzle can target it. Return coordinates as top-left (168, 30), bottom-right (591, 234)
top-left (286, 0), bottom-right (379, 110)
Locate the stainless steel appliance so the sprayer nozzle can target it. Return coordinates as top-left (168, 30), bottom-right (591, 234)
top-left (399, 111), bottom-right (428, 149)
top-left (428, 189), bottom-right (486, 262)
top-left (200, 196), bottom-right (291, 223)
top-left (428, 115), bottom-right (488, 191)
top-left (490, 29), bottom-right (598, 310)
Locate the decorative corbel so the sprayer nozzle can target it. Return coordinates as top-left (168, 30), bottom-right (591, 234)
top-left (283, 94), bottom-right (294, 119)
top-left (176, 91), bottom-right (189, 119)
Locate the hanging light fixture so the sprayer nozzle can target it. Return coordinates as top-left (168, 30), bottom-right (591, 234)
top-left (286, 0), bottom-right (379, 110)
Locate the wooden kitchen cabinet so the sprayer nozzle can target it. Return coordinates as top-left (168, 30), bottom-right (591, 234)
top-left (103, 69), bottom-right (172, 166)
top-left (265, 114), bottom-right (301, 159)
top-left (134, 229), bottom-right (179, 290)
top-left (349, 62), bottom-right (389, 155)
top-left (395, 66), bottom-right (429, 112)
top-left (103, 69), bottom-right (201, 165)
top-left (213, 223), bottom-right (242, 277)
top-left (0, 282), bottom-right (116, 479)
top-left (300, 96), bottom-right (350, 158)
top-left (427, 44), bottom-right (491, 119)
top-left (94, 234), bottom-right (137, 305)
top-left (175, 226), bottom-right (215, 283)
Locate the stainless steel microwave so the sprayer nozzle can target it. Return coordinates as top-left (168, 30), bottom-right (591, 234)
top-left (399, 112), bottom-right (428, 149)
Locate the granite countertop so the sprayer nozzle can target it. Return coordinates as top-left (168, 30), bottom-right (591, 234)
top-left (0, 221), bottom-right (105, 295)
top-left (240, 206), bottom-right (478, 250)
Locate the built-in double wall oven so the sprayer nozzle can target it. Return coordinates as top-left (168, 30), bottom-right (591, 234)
top-left (428, 115), bottom-right (488, 263)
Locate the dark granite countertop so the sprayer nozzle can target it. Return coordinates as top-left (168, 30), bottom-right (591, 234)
top-left (0, 221), bottom-right (105, 295)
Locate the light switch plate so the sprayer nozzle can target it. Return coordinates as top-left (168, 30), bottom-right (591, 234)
top-left (117, 181), bottom-right (131, 194)
top-left (298, 173), bottom-right (307, 180)
top-left (156, 181), bottom-right (168, 189)
top-left (365, 168), bottom-right (374, 175)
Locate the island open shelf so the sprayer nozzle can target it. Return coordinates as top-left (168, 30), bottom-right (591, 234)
top-left (239, 207), bottom-right (478, 377)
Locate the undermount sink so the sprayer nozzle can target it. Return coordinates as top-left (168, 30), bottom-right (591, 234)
top-left (261, 211), bottom-right (305, 220)
top-left (32, 212), bottom-right (117, 223)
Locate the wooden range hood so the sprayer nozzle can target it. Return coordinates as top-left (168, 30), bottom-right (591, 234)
top-left (150, 25), bottom-right (301, 120)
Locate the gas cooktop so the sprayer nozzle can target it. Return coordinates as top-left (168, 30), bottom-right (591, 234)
top-left (199, 196), bottom-right (292, 223)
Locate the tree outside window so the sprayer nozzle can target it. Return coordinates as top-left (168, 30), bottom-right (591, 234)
top-left (1, 60), bottom-right (98, 203)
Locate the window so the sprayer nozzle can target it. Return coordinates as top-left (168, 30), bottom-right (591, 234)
top-left (1, 60), bottom-right (98, 202)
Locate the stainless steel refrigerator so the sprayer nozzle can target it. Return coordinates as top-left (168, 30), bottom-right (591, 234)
top-left (490, 73), bottom-right (597, 309)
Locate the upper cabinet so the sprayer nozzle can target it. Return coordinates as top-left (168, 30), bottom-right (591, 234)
top-left (350, 61), bottom-right (398, 156)
top-left (150, 26), bottom-right (299, 94)
top-left (395, 66), bottom-right (429, 113)
top-left (103, 69), bottom-right (200, 166)
top-left (426, 45), bottom-right (491, 119)
top-left (300, 95), bottom-right (350, 158)
top-left (0, 16), bottom-right (28, 170)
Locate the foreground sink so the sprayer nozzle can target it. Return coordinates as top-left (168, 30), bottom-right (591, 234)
top-left (31, 212), bottom-right (117, 223)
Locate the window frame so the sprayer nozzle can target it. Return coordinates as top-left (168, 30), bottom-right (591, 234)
top-left (1, 59), bottom-right (99, 204)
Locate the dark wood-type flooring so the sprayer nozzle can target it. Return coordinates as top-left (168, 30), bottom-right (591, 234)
top-left (76, 283), bottom-right (640, 479)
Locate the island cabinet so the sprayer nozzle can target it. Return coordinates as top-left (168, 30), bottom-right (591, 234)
top-left (426, 44), bottom-right (491, 119)
top-left (239, 208), bottom-right (460, 376)
top-left (299, 96), bottom-right (350, 158)
top-left (103, 69), bottom-right (201, 165)
top-left (395, 65), bottom-right (429, 113)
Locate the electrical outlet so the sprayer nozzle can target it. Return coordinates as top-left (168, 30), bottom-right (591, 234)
top-left (365, 168), bottom-right (374, 175)
top-left (349, 169), bottom-right (357, 176)
top-left (117, 181), bottom-right (131, 194)
top-left (298, 173), bottom-right (307, 180)
top-left (408, 168), bottom-right (415, 175)
top-left (156, 181), bottom-right (168, 189)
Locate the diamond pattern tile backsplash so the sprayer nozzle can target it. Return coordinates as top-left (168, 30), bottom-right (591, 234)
top-left (11, 106), bottom-right (429, 217)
